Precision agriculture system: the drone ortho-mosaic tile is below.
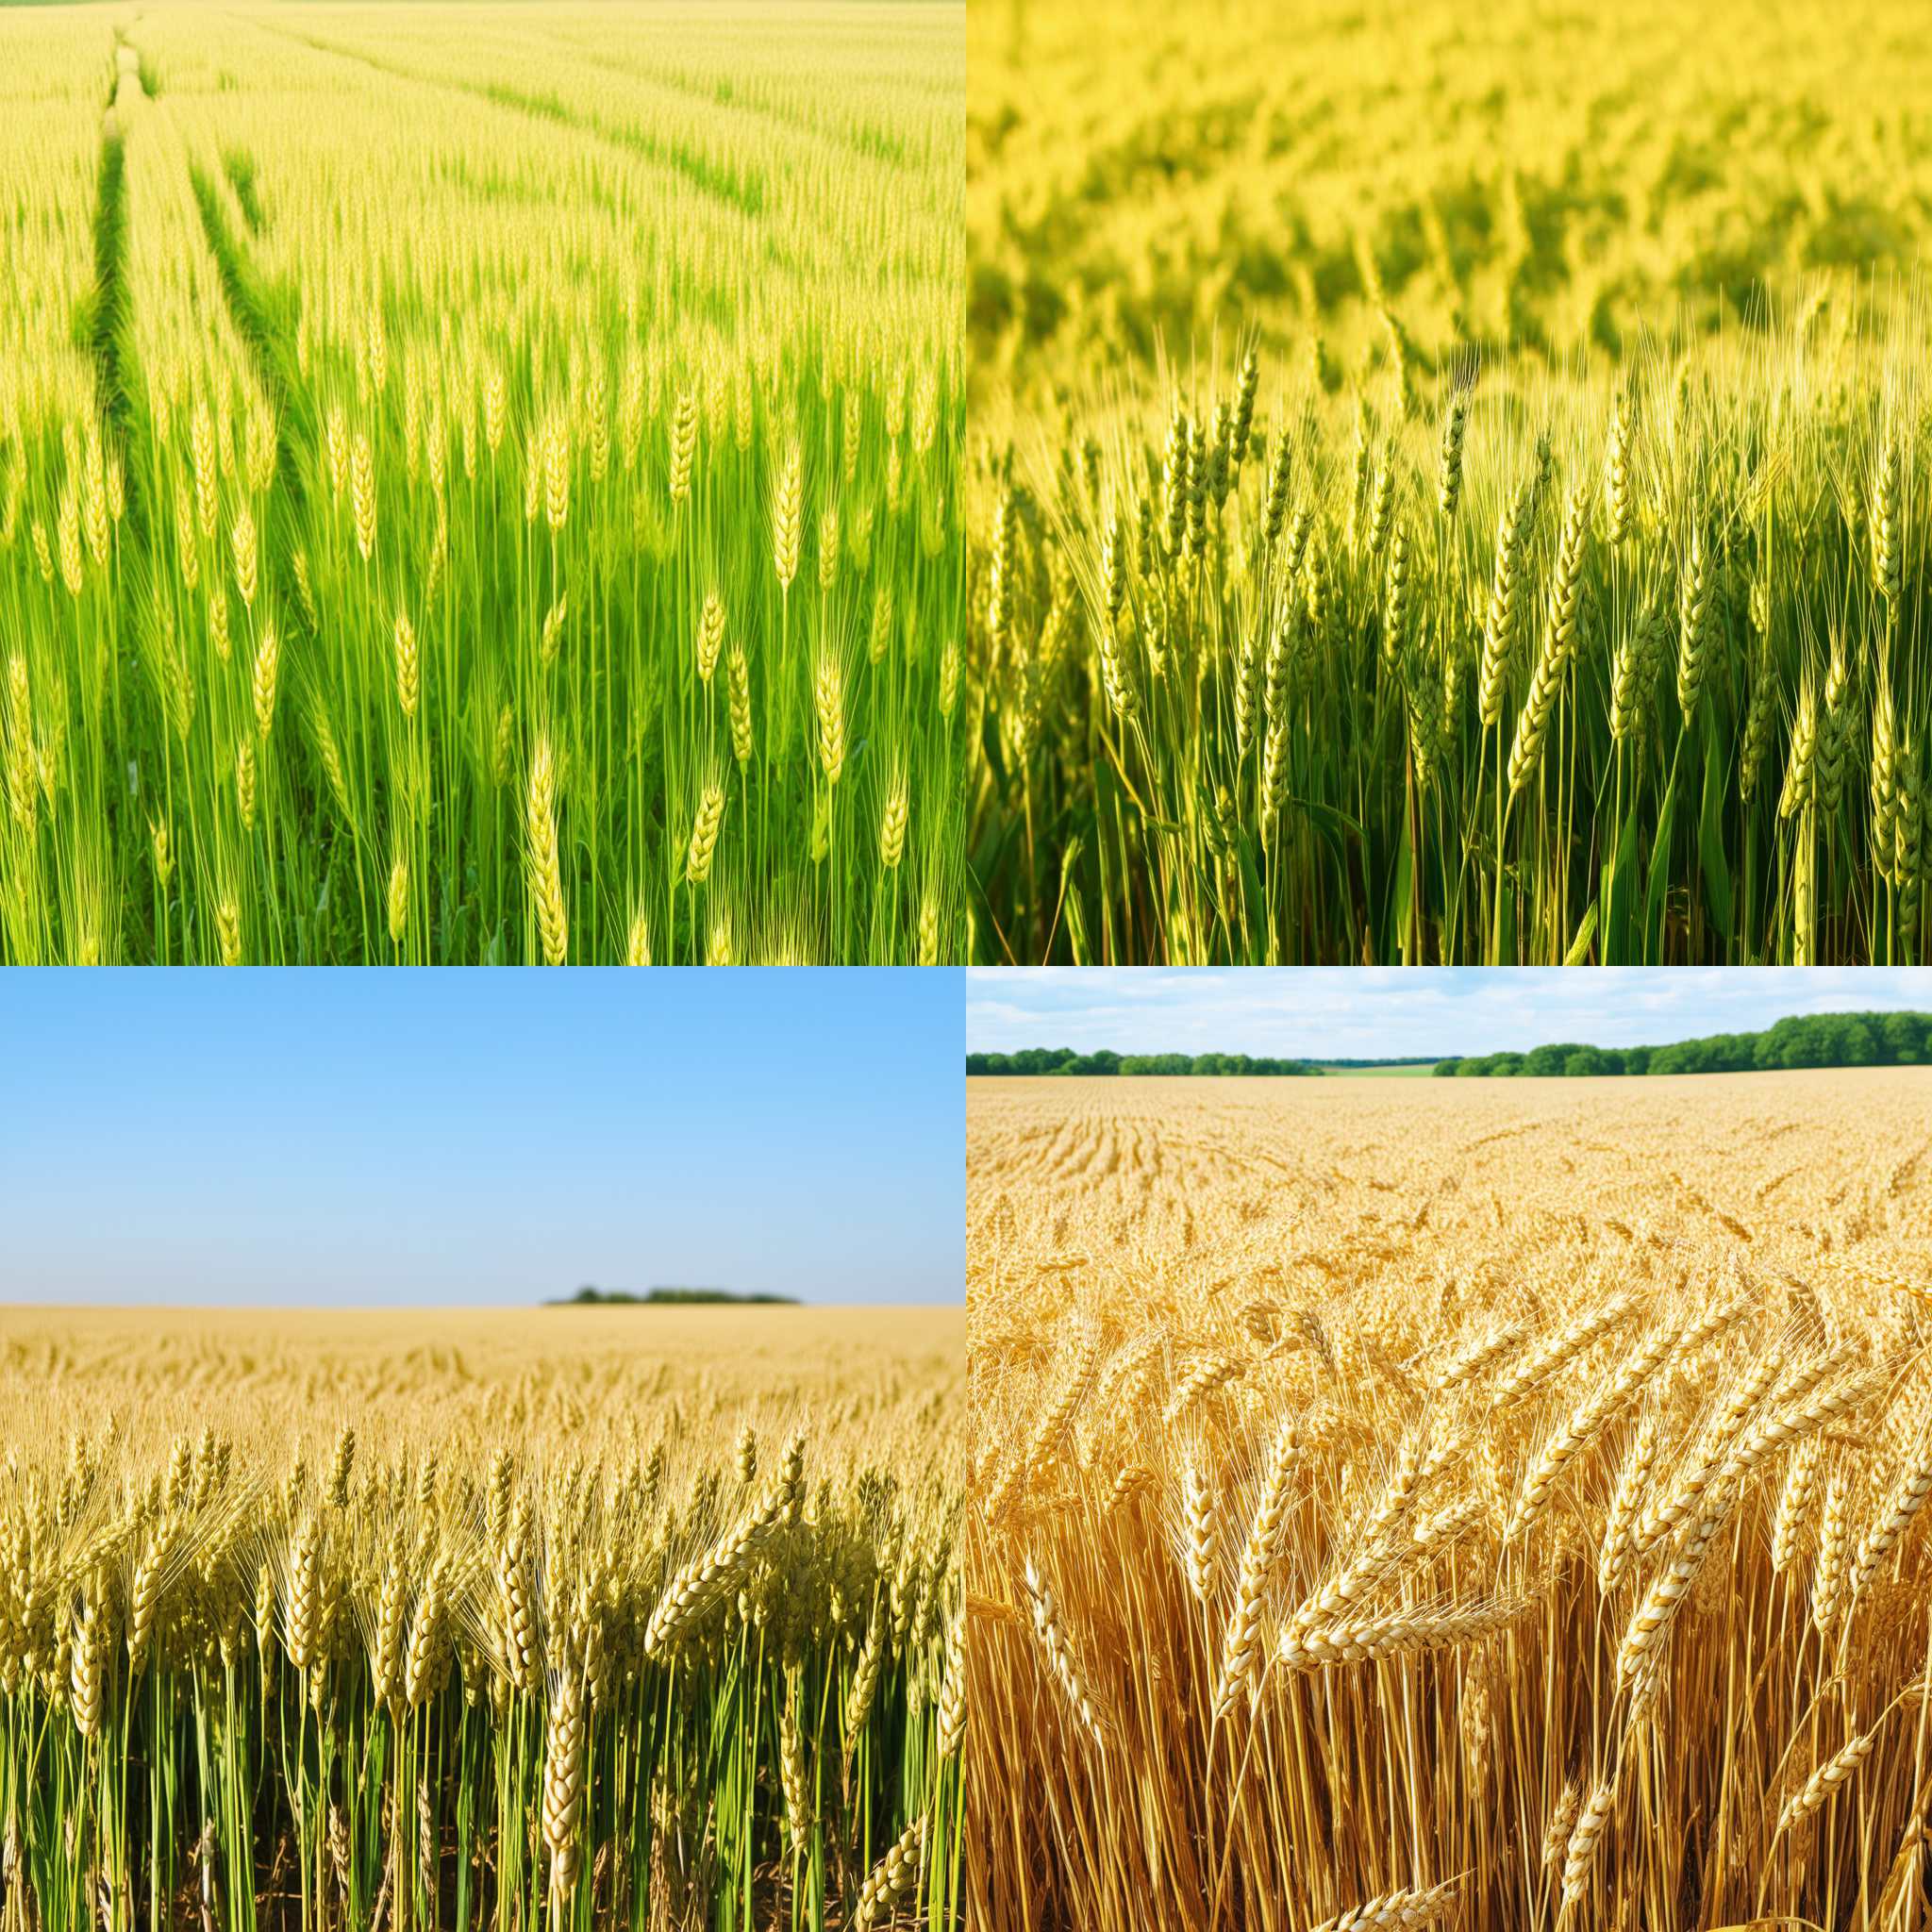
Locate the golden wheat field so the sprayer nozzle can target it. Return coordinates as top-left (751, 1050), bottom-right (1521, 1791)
top-left (1, 1), bottom-right (963, 964)
top-left (966, 1072), bottom-right (1932, 1931)
top-left (0, 1305), bottom-right (963, 1931)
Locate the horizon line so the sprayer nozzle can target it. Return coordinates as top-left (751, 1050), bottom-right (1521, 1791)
top-left (0, 1297), bottom-right (964, 1313)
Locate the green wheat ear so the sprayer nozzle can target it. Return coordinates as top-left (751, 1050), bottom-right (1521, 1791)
top-left (967, 291), bottom-right (1924, 964)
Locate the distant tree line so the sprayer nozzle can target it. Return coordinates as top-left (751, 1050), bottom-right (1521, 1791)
top-left (966, 1048), bottom-right (1320, 1076)
top-left (551, 1285), bottom-right (799, 1306)
top-left (1433, 1011), bottom-right (1932, 1078)
top-left (966, 1015), bottom-right (1932, 1082)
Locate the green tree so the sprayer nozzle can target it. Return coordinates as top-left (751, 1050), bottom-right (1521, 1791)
top-left (1882, 1011), bottom-right (1928, 1063)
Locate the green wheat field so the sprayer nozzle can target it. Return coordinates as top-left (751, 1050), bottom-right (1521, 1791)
top-left (967, 0), bottom-right (1932, 965)
top-left (0, 3), bottom-right (963, 963)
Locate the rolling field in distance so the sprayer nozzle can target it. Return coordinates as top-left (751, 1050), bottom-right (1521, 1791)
top-left (967, 0), bottom-right (1932, 965)
top-left (0, 1304), bottom-right (963, 1929)
top-left (967, 1072), bottom-right (1932, 1930)
top-left (1, 2), bottom-right (963, 964)
top-left (969, 0), bottom-right (1932, 417)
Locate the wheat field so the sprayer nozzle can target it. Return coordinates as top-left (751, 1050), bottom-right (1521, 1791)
top-left (967, 0), bottom-right (1932, 964)
top-left (0, 1305), bottom-right (963, 1930)
top-left (0, 2), bottom-right (963, 963)
top-left (967, 1071), bottom-right (1932, 1930)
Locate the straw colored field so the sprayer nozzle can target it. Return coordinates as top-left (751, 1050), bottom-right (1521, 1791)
top-left (0, 1303), bottom-right (964, 1930)
top-left (1, 2), bottom-right (963, 963)
top-left (966, 0), bottom-right (1932, 966)
top-left (0, 1304), bottom-right (963, 1444)
top-left (967, 1072), bottom-right (1932, 1932)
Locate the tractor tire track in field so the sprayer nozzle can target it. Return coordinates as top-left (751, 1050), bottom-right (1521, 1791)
top-left (181, 136), bottom-right (376, 957)
top-left (186, 157), bottom-right (313, 497)
top-left (548, 32), bottom-right (916, 174)
top-left (256, 18), bottom-right (767, 215)
top-left (183, 125), bottom-right (334, 759)
top-left (92, 36), bottom-right (140, 530)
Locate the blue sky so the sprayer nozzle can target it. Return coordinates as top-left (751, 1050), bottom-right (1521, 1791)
top-left (967, 968), bottom-right (1932, 1059)
top-left (0, 971), bottom-right (962, 1307)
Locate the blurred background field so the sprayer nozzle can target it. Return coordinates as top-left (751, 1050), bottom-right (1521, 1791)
top-left (970, 0), bottom-right (1932, 421)
top-left (0, 1303), bottom-right (963, 1460)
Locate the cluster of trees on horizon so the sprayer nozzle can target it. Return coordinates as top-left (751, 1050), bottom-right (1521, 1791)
top-left (1434, 1010), bottom-right (1932, 1077)
top-left (968, 1014), bottom-right (1932, 1081)
top-left (965, 1049), bottom-right (1321, 1077)
top-left (550, 1285), bottom-right (801, 1306)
